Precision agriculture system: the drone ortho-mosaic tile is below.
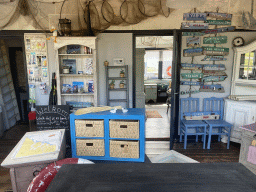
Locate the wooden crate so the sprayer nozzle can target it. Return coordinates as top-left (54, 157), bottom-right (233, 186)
top-left (109, 120), bottom-right (139, 139)
top-left (75, 120), bottom-right (104, 137)
top-left (109, 140), bottom-right (139, 159)
top-left (76, 139), bottom-right (105, 156)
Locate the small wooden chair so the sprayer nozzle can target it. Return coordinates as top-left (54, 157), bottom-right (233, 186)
top-left (180, 98), bottom-right (207, 149)
top-left (203, 97), bottom-right (232, 149)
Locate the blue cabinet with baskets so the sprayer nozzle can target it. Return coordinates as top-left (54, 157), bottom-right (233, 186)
top-left (70, 108), bottom-right (145, 162)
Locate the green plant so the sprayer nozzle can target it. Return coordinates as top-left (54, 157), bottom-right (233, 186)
top-left (110, 80), bottom-right (115, 85)
top-left (120, 69), bottom-right (124, 74)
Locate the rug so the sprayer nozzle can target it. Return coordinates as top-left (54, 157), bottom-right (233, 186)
top-left (146, 110), bottom-right (162, 118)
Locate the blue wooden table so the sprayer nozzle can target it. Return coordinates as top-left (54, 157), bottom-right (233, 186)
top-left (70, 108), bottom-right (146, 162)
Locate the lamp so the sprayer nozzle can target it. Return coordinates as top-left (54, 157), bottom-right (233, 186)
top-left (166, 0), bottom-right (204, 9)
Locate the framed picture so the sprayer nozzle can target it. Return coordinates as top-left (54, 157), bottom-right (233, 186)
top-left (78, 71), bottom-right (83, 74)
top-left (113, 58), bottom-right (124, 66)
top-left (186, 37), bottom-right (201, 47)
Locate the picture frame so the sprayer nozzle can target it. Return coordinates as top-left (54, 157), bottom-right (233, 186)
top-left (78, 71), bottom-right (83, 74)
top-left (113, 58), bottom-right (124, 66)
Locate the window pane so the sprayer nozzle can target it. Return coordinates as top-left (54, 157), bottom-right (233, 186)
top-left (162, 50), bottom-right (172, 79)
top-left (144, 51), bottom-right (159, 79)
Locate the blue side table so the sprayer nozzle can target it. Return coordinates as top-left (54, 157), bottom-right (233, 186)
top-left (70, 108), bottom-right (146, 162)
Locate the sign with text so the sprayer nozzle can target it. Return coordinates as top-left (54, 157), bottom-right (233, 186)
top-left (203, 26), bottom-right (235, 34)
top-left (206, 12), bottom-right (232, 20)
top-left (183, 48), bottom-right (203, 57)
top-left (183, 13), bottom-right (207, 21)
top-left (206, 20), bottom-right (231, 25)
top-left (181, 73), bottom-right (203, 79)
top-left (181, 22), bottom-right (209, 29)
top-left (183, 32), bottom-right (204, 36)
top-left (201, 56), bottom-right (227, 61)
top-left (203, 36), bottom-right (227, 44)
top-left (203, 47), bottom-right (229, 56)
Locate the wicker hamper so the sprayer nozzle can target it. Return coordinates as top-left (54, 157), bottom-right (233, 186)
top-left (109, 140), bottom-right (139, 159)
top-left (75, 120), bottom-right (104, 137)
top-left (76, 139), bottom-right (105, 156)
top-left (109, 120), bottom-right (139, 139)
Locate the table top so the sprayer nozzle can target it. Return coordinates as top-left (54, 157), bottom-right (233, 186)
top-left (46, 163), bottom-right (256, 192)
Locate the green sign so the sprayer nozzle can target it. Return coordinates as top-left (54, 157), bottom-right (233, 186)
top-left (203, 36), bottom-right (227, 44)
top-left (206, 20), bottom-right (231, 25)
top-left (182, 32), bottom-right (204, 36)
top-left (181, 73), bottom-right (203, 79)
top-left (203, 47), bottom-right (229, 52)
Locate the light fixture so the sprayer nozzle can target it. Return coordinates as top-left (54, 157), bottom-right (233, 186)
top-left (166, 0), bottom-right (204, 9)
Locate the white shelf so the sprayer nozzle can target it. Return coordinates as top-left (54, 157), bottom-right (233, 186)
top-left (61, 93), bottom-right (94, 96)
top-left (58, 54), bottom-right (93, 56)
top-left (60, 74), bottom-right (93, 77)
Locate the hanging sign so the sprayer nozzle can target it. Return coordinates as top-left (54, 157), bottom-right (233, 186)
top-left (206, 12), bottom-right (232, 20)
top-left (203, 64), bottom-right (226, 71)
top-left (183, 48), bottom-right (203, 57)
top-left (199, 84), bottom-right (225, 93)
top-left (181, 63), bottom-right (203, 70)
top-left (203, 71), bottom-right (227, 76)
top-left (181, 73), bottom-right (203, 79)
top-left (183, 32), bottom-right (204, 36)
top-left (203, 26), bottom-right (235, 34)
top-left (181, 22), bottom-right (209, 29)
top-left (180, 90), bottom-right (200, 95)
top-left (203, 36), bottom-right (227, 44)
top-left (202, 76), bottom-right (227, 82)
top-left (205, 20), bottom-right (231, 25)
top-left (203, 47), bottom-right (229, 56)
top-left (180, 81), bottom-right (201, 86)
top-left (201, 56), bottom-right (227, 61)
top-left (183, 13), bottom-right (207, 21)
top-left (187, 37), bottom-right (201, 47)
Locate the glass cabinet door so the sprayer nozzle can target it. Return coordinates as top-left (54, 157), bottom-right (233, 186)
top-left (239, 51), bottom-right (256, 80)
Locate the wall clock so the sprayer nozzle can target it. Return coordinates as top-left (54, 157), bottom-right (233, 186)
top-left (232, 37), bottom-right (245, 47)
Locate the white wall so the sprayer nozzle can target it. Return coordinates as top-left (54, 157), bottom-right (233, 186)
top-left (180, 31), bottom-right (256, 110)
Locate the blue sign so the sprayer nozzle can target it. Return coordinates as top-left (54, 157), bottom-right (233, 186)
top-left (180, 81), bottom-right (201, 86)
top-left (183, 13), bottom-right (207, 21)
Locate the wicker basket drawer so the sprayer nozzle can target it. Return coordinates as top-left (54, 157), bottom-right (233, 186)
top-left (75, 120), bottom-right (104, 137)
top-left (76, 139), bottom-right (105, 156)
top-left (109, 120), bottom-right (139, 139)
top-left (109, 140), bottom-right (139, 159)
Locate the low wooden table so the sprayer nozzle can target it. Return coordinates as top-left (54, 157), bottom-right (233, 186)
top-left (46, 163), bottom-right (256, 192)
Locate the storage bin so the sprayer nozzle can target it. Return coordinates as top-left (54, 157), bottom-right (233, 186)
top-left (109, 120), bottom-right (139, 139)
top-left (109, 140), bottom-right (139, 159)
top-left (76, 139), bottom-right (105, 156)
top-left (75, 120), bottom-right (104, 137)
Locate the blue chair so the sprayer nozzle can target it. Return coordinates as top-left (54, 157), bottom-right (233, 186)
top-left (180, 98), bottom-right (207, 149)
top-left (203, 97), bottom-right (232, 149)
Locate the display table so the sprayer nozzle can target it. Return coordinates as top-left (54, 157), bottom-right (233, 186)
top-left (46, 163), bottom-right (256, 192)
top-left (1, 129), bottom-right (66, 192)
top-left (70, 108), bottom-right (145, 162)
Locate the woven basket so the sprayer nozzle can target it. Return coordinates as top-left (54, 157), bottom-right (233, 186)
top-left (76, 139), bottom-right (105, 156)
top-left (75, 120), bottom-right (104, 137)
top-left (109, 140), bottom-right (139, 159)
top-left (109, 120), bottom-right (139, 139)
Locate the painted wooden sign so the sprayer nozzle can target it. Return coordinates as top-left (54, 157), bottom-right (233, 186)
top-left (181, 73), bottom-right (203, 79)
top-left (183, 48), bottom-right (203, 57)
top-left (205, 20), bottom-right (231, 25)
top-left (181, 22), bottom-right (209, 29)
top-left (203, 71), bottom-right (227, 76)
top-left (183, 32), bottom-right (204, 36)
top-left (180, 81), bottom-right (201, 86)
top-left (203, 26), bottom-right (235, 34)
top-left (203, 64), bottom-right (226, 71)
top-left (180, 90), bottom-right (200, 95)
top-left (203, 47), bottom-right (229, 56)
top-left (181, 63), bottom-right (203, 70)
top-left (187, 37), bottom-right (201, 47)
top-left (183, 13), bottom-right (207, 21)
top-left (201, 56), bottom-right (227, 61)
top-left (184, 111), bottom-right (220, 120)
top-left (203, 36), bottom-right (227, 44)
top-left (202, 75), bottom-right (227, 82)
top-left (199, 84), bottom-right (225, 93)
top-left (206, 12), bottom-right (232, 20)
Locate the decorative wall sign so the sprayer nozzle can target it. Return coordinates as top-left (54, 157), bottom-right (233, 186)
top-left (180, 81), bottom-right (201, 86)
top-left (183, 13), bottom-right (207, 21)
top-left (203, 47), bottom-right (229, 56)
top-left (181, 22), bottom-right (209, 29)
top-left (203, 71), bottom-right (227, 76)
top-left (183, 48), bottom-right (203, 57)
top-left (181, 73), bottom-right (203, 79)
top-left (180, 90), bottom-right (200, 95)
top-left (181, 63), bottom-right (203, 70)
top-left (203, 36), bottom-right (227, 44)
top-left (203, 26), bottom-right (235, 34)
top-left (201, 56), bottom-right (227, 61)
top-left (183, 32), bottom-right (204, 36)
top-left (187, 37), bottom-right (201, 47)
top-left (205, 20), bottom-right (231, 25)
top-left (199, 84), bottom-right (225, 93)
top-left (203, 64), bottom-right (226, 71)
top-left (202, 76), bottom-right (227, 82)
top-left (206, 12), bottom-right (232, 20)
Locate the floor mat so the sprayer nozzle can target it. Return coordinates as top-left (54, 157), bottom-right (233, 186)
top-left (146, 110), bottom-right (162, 118)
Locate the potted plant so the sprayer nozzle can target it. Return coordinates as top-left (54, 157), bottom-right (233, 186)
top-left (120, 69), bottom-right (125, 77)
top-left (109, 80), bottom-right (115, 89)
top-left (104, 60), bottom-right (109, 66)
top-left (119, 80), bottom-right (125, 88)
